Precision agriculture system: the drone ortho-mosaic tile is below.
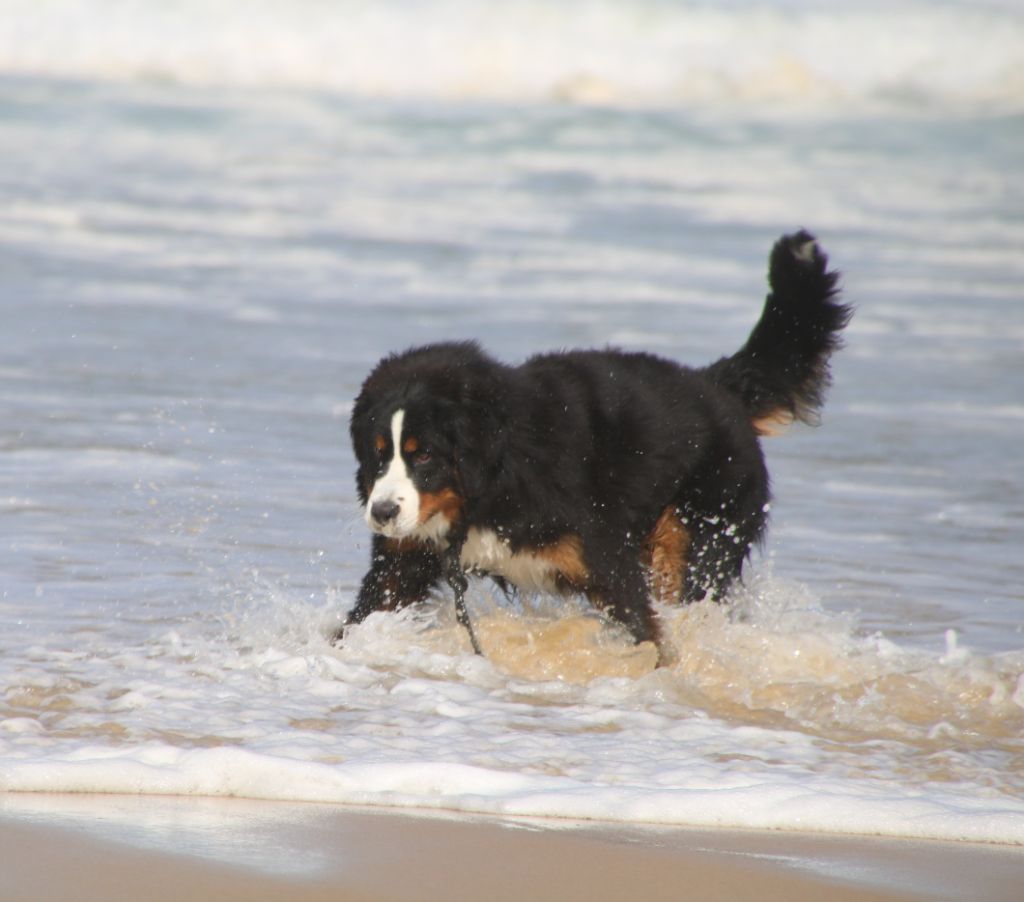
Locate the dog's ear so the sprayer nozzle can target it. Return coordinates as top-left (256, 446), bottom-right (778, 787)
top-left (451, 412), bottom-right (495, 504)
top-left (349, 392), bottom-right (380, 506)
top-left (447, 386), bottom-right (509, 506)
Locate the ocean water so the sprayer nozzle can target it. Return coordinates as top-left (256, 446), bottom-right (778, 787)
top-left (2, 0), bottom-right (1024, 846)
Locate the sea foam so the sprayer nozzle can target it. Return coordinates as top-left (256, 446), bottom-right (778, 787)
top-left (3, 575), bottom-right (1023, 844)
top-left (1, 0), bottom-right (1022, 111)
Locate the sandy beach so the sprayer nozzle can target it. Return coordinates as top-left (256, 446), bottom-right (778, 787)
top-left (2, 794), bottom-right (1022, 901)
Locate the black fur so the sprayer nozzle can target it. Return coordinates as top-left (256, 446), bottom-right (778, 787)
top-left (340, 231), bottom-right (850, 662)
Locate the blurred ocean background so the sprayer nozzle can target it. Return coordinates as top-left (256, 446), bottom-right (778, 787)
top-left (2, 0), bottom-right (1023, 843)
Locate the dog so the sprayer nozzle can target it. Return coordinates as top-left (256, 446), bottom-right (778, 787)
top-left (338, 231), bottom-right (850, 663)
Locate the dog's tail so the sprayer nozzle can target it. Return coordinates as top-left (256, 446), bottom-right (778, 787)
top-left (704, 230), bottom-right (852, 435)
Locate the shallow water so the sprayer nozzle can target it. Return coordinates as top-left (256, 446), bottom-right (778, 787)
top-left (2, 0), bottom-right (1024, 845)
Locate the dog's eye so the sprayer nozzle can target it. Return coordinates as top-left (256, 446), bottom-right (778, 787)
top-left (413, 450), bottom-right (432, 466)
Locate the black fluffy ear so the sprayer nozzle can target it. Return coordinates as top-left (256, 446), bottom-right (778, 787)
top-left (448, 391), bottom-right (509, 509)
top-left (348, 406), bottom-right (373, 506)
top-left (451, 415), bottom-right (492, 505)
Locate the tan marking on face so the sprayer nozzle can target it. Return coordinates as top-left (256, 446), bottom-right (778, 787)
top-left (753, 407), bottom-right (795, 437)
top-left (374, 434), bottom-right (387, 452)
top-left (643, 507), bottom-right (691, 605)
top-left (416, 488), bottom-right (463, 525)
top-left (535, 534), bottom-right (589, 588)
top-left (403, 436), bottom-right (419, 455)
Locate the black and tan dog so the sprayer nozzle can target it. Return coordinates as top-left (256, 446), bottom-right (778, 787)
top-left (338, 231), bottom-right (850, 663)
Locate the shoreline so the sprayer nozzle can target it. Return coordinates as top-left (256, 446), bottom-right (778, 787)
top-left (2, 794), bottom-right (1022, 901)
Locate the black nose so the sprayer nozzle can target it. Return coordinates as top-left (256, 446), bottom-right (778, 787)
top-left (370, 500), bottom-right (400, 525)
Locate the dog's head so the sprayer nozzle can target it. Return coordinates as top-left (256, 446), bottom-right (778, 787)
top-left (349, 342), bottom-right (507, 542)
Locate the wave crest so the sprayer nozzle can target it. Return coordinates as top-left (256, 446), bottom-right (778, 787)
top-left (3, 0), bottom-right (1022, 111)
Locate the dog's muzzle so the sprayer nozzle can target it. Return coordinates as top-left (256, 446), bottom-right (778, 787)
top-left (369, 499), bottom-right (401, 527)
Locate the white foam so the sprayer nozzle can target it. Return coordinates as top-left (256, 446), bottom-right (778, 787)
top-left (1, 0), bottom-right (1021, 111)
top-left (2, 579), bottom-right (1023, 844)
top-left (4, 743), bottom-right (1024, 844)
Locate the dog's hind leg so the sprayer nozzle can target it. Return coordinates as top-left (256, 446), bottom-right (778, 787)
top-left (682, 521), bottom-right (744, 603)
top-left (644, 506), bottom-right (691, 606)
top-left (680, 492), bottom-right (768, 604)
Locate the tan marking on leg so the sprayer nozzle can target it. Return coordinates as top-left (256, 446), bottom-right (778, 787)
top-left (416, 488), bottom-right (464, 525)
top-left (643, 507), bottom-right (691, 605)
top-left (535, 534), bottom-right (589, 588)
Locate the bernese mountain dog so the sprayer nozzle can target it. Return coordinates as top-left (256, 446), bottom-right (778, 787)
top-left (338, 231), bottom-right (850, 664)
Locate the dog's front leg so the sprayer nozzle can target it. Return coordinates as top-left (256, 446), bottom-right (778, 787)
top-left (334, 534), bottom-right (443, 642)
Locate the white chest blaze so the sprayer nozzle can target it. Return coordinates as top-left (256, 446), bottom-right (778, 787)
top-left (366, 409), bottom-right (421, 537)
top-left (460, 528), bottom-right (561, 594)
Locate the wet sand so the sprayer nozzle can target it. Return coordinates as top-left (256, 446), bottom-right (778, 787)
top-left (1, 794), bottom-right (1022, 901)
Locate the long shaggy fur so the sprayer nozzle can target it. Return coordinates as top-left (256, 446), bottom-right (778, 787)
top-left (339, 231), bottom-right (851, 663)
